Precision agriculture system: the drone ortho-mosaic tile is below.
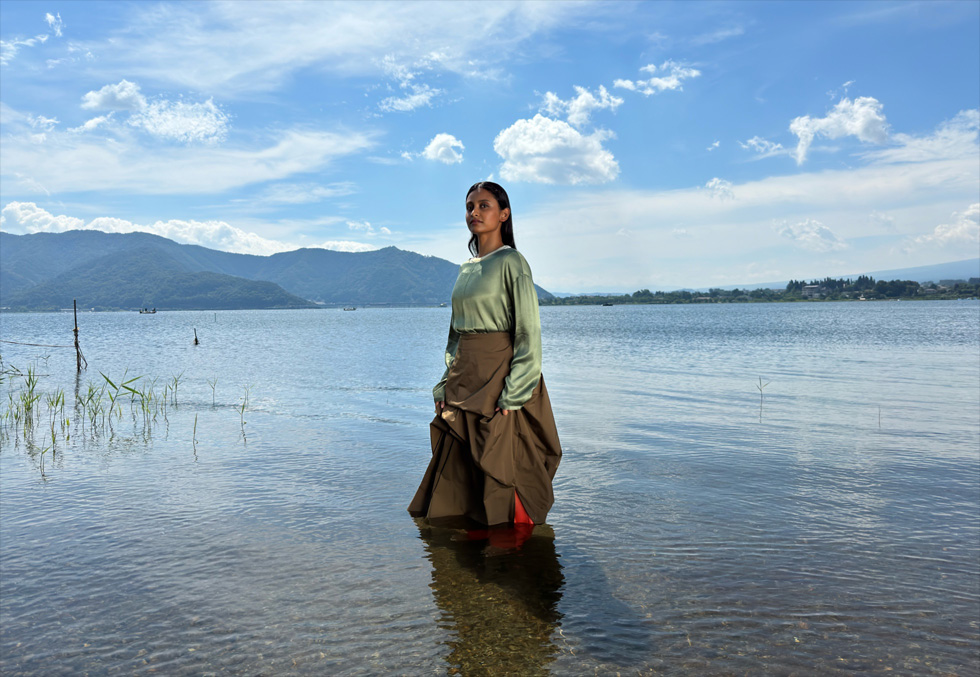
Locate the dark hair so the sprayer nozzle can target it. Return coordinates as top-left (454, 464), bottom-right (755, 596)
top-left (466, 181), bottom-right (516, 257)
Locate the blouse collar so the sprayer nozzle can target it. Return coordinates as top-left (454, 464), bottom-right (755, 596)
top-left (468, 245), bottom-right (512, 263)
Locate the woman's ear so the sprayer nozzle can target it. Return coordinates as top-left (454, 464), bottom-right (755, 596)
top-left (500, 208), bottom-right (510, 223)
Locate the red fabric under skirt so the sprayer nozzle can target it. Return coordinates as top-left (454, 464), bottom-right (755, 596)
top-left (408, 332), bottom-right (562, 526)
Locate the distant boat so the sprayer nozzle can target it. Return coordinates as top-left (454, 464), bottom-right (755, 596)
top-left (439, 302), bottom-right (447, 307)
top-left (343, 306), bottom-right (357, 311)
top-left (139, 308), bottom-right (157, 314)
top-left (602, 302), bottom-right (614, 307)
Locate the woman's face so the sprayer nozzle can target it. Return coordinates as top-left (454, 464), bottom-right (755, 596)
top-left (466, 188), bottom-right (509, 237)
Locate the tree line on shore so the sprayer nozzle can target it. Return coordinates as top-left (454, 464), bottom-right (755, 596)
top-left (541, 276), bottom-right (980, 306)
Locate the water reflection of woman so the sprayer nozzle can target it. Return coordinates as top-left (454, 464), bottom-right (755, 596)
top-left (416, 521), bottom-right (564, 675)
top-left (409, 182), bottom-right (562, 543)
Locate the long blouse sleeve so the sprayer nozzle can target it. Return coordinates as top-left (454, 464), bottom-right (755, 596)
top-left (498, 255), bottom-right (542, 410)
top-left (432, 314), bottom-right (460, 403)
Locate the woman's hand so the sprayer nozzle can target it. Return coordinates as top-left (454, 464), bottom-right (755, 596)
top-left (494, 407), bottom-right (511, 416)
top-left (435, 400), bottom-right (445, 414)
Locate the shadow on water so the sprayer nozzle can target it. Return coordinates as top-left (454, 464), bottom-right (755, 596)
top-left (415, 519), bottom-right (564, 675)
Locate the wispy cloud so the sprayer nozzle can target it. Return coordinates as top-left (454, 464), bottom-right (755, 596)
top-left (614, 61), bottom-right (701, 96)
top-left (1, 125), bottom-right (377, 195)
top-left (77, 2), bottom-right (590, 96)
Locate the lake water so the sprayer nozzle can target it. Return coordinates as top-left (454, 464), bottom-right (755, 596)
top-left (1, 301), bottom-right (978, 675)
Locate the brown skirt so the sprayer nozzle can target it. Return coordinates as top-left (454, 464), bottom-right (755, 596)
top-left (408, 332), bottom-right (562, 526)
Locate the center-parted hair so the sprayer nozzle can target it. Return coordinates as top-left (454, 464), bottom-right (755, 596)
top-left (466, 181), bottom-right (516, 257)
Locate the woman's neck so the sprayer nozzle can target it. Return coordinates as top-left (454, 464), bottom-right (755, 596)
top-left (477, 233), bottom-right (505, 258)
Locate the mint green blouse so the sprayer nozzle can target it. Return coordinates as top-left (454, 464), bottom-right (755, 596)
top-left (433, 246), bottom-right (542, 410)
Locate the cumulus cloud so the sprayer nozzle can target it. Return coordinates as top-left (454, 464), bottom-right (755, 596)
top-left (1, 201), bottom-right (381, 256)
top-left (908, 203), bottom-right (980, 249)
top-left (421, 133), bottom-right (464, 164)
top-left (705, 177), bottom-right (734, 200)
top-left (540, 85), bottom-right (623, 127)
top-left (78, 80), bottom-right (229, 143)
top-left (790, 96), bottom-right (890, 164)
top-left (81, 80), bottom-right (148, 111)
top-left (776, 218), bottom-right (847, 252)
top-left (493, 114), bottom-right (618, 185)
top-left (614, 60), bottom-right (701, 95)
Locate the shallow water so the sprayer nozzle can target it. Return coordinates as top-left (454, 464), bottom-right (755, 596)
top-left (1, 301), bottom-right (978, 675)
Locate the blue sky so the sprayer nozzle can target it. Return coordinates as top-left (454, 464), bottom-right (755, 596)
top-left (1, 1), bottom-right (978, 292)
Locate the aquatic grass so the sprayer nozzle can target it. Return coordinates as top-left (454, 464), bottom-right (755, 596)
top-left (1, 360), bottom-right (257, 474)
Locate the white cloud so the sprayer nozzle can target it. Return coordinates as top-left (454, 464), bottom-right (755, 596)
top-left (1, 201), bottom-right (380, 256)
top-left (1, 34), bottom-right (48, 66)
top-left (776, 218), bottom-right (848, 252)
top-left (45, 13), bottom-right (64, 37)
top-left (379, 83), bottom-right (440, 113)
top-left (705, 177), bottom-right (734, 200)
top-left (740, 136), bottom-right (786, 158)
top-left (790, 96), bottom-right (890, 164)
top-left (311, 240), bottom-right (377, 253)
top-left (908, 203), bottom-right (980, 249)
top-left (614, 61), bottom-right (701, 96)
top-left (81, 80), bottom-right (148, 111)
top-left (707, 140), bottom-right (720, 151)
top-left (494, 114), bottom-right (619, 185)
top-left (69, 115), bottom-right (114, 133)
top-left (70, 3), bottom-right (591, 95)
top-left (27, 114), bottom-right (59, 131)
top-left (129, 98), bottom-right (229, 144)
top-left (1, 127), bottom-right (376, 194)
top-left (691, 26), bottom-right (745, 46)
top-left (421, 133), bottom-right (464, 164)
top-left (346, 220), bottom-right (392, 238)
top-left (541, 85), bottom-right (623, 127)
top-left (259, 182), bottom-right (355, 204)
top-left (79, 80), bottom-right (229, 143)
top-left (863, 109), bottom-right (978, 164)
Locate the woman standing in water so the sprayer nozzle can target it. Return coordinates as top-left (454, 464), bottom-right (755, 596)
top-left (409, 181), bottom-right (562, 530)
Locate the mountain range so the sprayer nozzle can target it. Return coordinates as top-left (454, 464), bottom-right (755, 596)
top-left (0, 231), bottom-right (555, 311)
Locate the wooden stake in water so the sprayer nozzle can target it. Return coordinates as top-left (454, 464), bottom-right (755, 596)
top-left (72, 299), bottom-right (86, 372)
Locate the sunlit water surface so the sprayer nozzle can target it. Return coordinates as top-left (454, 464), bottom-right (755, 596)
top-left (1, 301), bottom-right (978, 675)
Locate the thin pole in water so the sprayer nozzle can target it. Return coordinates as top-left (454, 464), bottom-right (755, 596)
top-left (73, 299), bottom-right (86, 372)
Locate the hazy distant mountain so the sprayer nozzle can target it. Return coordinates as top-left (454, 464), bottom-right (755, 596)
top-left (1, 245), bottom-right (316, 311)
top-left (0, 231), bottom-right (554, 310)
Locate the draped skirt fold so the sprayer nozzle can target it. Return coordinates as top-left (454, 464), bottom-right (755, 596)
top-left (408, 332), bottom-right (562, 526)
